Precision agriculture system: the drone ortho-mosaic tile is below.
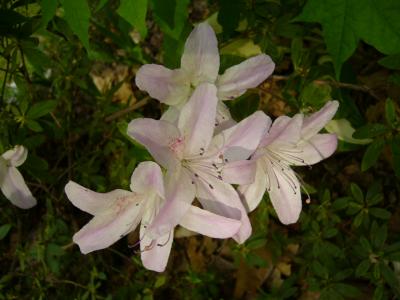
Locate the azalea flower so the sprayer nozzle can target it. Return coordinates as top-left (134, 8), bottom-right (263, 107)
top-left (135, 22), bottom-right (275, 126)
top-left (65, 161), bottom-right (241, 272)
top-left (128, 83), bottom-right (271, 243)
top-left (238, 101), bottom-right (339, 224)
top-left (0, 145), bottom-right (36, 209)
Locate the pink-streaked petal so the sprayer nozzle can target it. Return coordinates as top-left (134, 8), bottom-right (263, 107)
top-left (2, 145), bottom-right (27, 167)
top-left (127, 118), bottom-right (182, 168)
top-left (0, 164), bottom-right (36, 209)
top-left (215, 101), bottom-right (236, 134)
top-left (146, 167), bottom-right (195, 239)
top-left (140, 230), bottom-right (173, 272)
top-left (65, 181), bottom-right (132, 215)
top-left (181, 22), bottom-right (220, 85)
top-left (135, 64), bottom-right (190, 105)
top-left (195, 174), bottom-right (251, 243)
top-left (178, 83), bottom-right (218, 157)
top-left (140, 197), bottom-right (173, 272)
top-left (260, 114), bottom-right (303, 147)
top-left (222, 160), bottom-right (257, 185)
top-left (217, 54), bottom-right (275, 100)
top-left (295, 133), bottom-right (338, 165)
top-left (211, 111), bottom-right (271, 161)
top-left (179, 205), bottom-right (241, 239)
top-left (301, 101), bottom-right (339, 140)
top-left (130, 161), bottom-right (165, 199)
top-left (73, 197), bottom-right (143, 254)
top-left (266, 164), bottom-right (302, 225)
top-left (237, 160), bottom-right (267, 212)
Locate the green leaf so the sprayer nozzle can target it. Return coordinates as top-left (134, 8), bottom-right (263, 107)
top-left (296, 0), bottom-right (400, 77)
top-left (332, 197), bottom-right (351, 210)
top-left (23, 47), bottom-right (51, 74)
top-left (371, 223), bottom-right (387, 249)
top-left (333, 283), bottom-right (361, 298)
top-left (380, 262), bottom-right (400, 297)
top-left (391, 136), bottom-right (400, 177)
top-left (369, 208), bottom-right (391, 220)
top-left (379, 54), bottom-right (400, 70)
top-left (217, 0), bottom-right (245, 37)
top-left (300, 82), bottom-right (332, 107)
top-left (353, 124), bottom-right (389, 139)
top-left (40, 0), bottom-right (58, 27)
top-left (26, 119), bottom-right (43, 132)
top-left (361, 138), bottom-right (385, 171)
top-left (27, 101), bottom-right (57, 119)
top-left (117, 0), bottom-right (148, 39)
top-left (385, 98), bottom-right (397, 127)
top-left (373, 285), bottom-right (384, 300)
top-left (350, 183), bottom-right (364, 203)
top-left (355, 259), bottom-right (370, 277)
top-left (60, 0), bottom-right (91, 50)
top-left (0, 224), bottom-right (12, 240)
top-left (151, 0), bottom-right (175, 29)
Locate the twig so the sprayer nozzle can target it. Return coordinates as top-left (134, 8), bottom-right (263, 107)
top-left (50, 112), bottom-right (61, 128)
top-left (0, 58), bottom-right (10, 103)
top-left (314, 80), bottom-right (381, 101)
top-left (104, 97), bottom-right (149, 122)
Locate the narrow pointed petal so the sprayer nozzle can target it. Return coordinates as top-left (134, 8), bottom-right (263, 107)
top-left (65, 181), bottom-right (132, 215)
top-left (217, 54), bottom-right (275, 100)
top-left (211, 111), bottom-right (271, 161)
top-left (0, 164), bottom-right (36, 209)
top-left (301, 101), bottom-right (339, 140)
top-left (140, 230), bottom-right (173, 272)
top-left (181, 23), bottom-right (220, 85)
top-left (127, 118), bottom-right (181, 168)
top-left (237, 160), bottom-right (267, 212)
top-left (178, 83), bottom-right (218, 156)
top-left (260, 114), bottom-right (303, 147)
top-left (2, 145), bottom-right (27, 167)
top-left (135, 64), bottom-right (190, 105)
top-left (146, 167), bottom-right (195, 239)
top-left (196, 174), bottom-right (251, 243)
top-left (222, 160), bottom-right (257, 185)
top-left (140, 198), bottom-right (173, 272)
top-left (73, 197), bottom-right (143, 254)
top-left (180, 206), bottom-right (241, 239)
top-left (267, 165), bottom-right (302, 224)
top-left (130, 161), bottom-right (165, 199)
top-left (295, 133), bottom-right (338, 165)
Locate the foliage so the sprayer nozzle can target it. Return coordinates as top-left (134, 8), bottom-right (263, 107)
top-left (1, 0), bottom-right (400, 299)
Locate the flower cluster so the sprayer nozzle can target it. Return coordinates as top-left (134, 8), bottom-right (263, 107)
top-left (0, 22), bottom-right (339, 272)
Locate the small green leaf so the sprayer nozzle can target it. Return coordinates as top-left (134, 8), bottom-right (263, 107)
top-left (0, 224), bottom-right (12, 240)
top-left (353, 124), bottom-right (389, 139)
top-left (151, 0), bottom-right (175, 29)
top-left (361, 138), bottom-right (385, 171)
top-left (391, 136), bottom-right (400, 177)
top-left (355, 259), bottom-right (370, 277)
top-left (333, 283), bottom-right (361, 298)
top-left (27, 101), bottom-right (57, 119)
top-left (40, 0), bottom-right (58, 27)
top-left (369, 208), bottom-right (391, 220)
top-left (373, 285), bottom-right (384, 300)
top-left (332, 197), bottom-right (351, 210)
top-left (26, 119), bottom-right (43, 132)
top-left (359, 236), bottom-right (371, 252)
top-left (379, 54), bottom-right (400, 70)
top-left (217, 0), bottom-right (245, 37)
top-left (350, 183), bottom-right (364, 203)
top-left (60, 0), bottom-right (91, 50)
top-left (380, 262), bottom-right (400, 297)
top-left (385, 98), bottom-right (397, 127)
top-left (117, 0), bottom-right (148, 39)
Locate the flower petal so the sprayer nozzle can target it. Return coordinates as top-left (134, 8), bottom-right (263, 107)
top-left (217, 54), bottom-right (275, 100)
top-left (2, 145), bottom-right (27, 167)
top-left (211, 111), bottom-right (271, 161)
top-left (65, 181), bottom-right (133, 215)
top-left (0, 164), bottom-right (36, 209)
top-left (181, 22), bottom-right (220, 85)
top-left (127, 118), bottom-right (181, 168)
top-left (146, 167), bottom-right (195, 239)
top-left (161, 106), bottom-right (180, 124)
top-left (130, 161), bottom-right (165, 199)
top-left (301, 101), bottom-right (339, 140)
top-left (222, 160), bottom-right (257, 185)
top-left (179, 205), bottom-right (241, 239)
top-left (266, 164), bottom-right (302, 224)
top-left (260, 114), bottom-right (303, 147)
top-left (195, 173), bottom-right (251, 243)
top-left (295, 133), bottom-right (338, 165)
top-left (140, 196), bottom-right (173, 272)
top-left (73, 195), bottom-right (144, 254)
top-left (135, 64), bottom-right (190, 105)
top-left (215, 101), bottom-right (236, 134)
top-left (178, 83), bottom-right (218, 156)
top-left (237, 160), bottom-right (267, 212)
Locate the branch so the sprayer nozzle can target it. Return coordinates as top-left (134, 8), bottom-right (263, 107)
top-left (104, 97), bottom-right (150, 122)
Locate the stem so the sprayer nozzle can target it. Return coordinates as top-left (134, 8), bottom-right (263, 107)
top-left (104, 97), bottom-right (150, 122)
top-left (0, 58), bottom-right (10, 104)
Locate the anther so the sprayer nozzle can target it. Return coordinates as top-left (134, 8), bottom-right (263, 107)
top-left (209, 184), bottom-right (214, 189)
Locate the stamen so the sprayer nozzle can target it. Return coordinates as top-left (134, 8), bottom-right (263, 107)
top-left (157, 231), bottom-right (172, 247)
